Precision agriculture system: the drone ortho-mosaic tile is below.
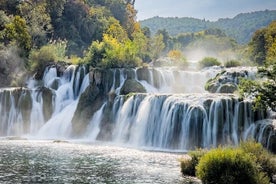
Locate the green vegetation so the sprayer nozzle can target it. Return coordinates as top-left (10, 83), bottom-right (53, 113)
top-left (240, 141), bottom-right (276, 181)
top-left (140, 10), bottom-right (276, 44)
top-left (180, 141), bottom-right (276, 184)
top-left (0, 0), bottom-right (275, 88)
top-left (239, 21), bottom-right (276, 112)
top-left (167, 50), bottom-right (188, 68)
top-left (0, 0), bottom-right (153, 82)
top-left (180, 149), bottom-right (207, 176)
top-left (196, 147), bottom-right (269, 184)
top-left (198, 57), bottom-right (221, 69)
top-left (224, 60), bottom-right (241, 68)
top-left (29, 40), bottom-right (67, 75)
top-left (249, 21), bottom-right (276, 65)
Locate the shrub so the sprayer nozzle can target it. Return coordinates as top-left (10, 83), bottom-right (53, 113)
top-left (167, 49), bottom-right (189, 69)
top-left (196, 148), bottom-right (270, 184)
top-left (180, 149), bottom-right (207, 176)
top-left (29, 40), bottom-right (67, 77)
top-left (29, 45), bottom-right (56, 73)
top-left (224, 60), bottom-right (241, 68)
top-left (198, 57), bottom-right (221, 69)
top-left (240, 140), bottom-right (276, 181)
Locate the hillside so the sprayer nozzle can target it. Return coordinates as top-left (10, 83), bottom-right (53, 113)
top-left (140, 10), bottom-right (276, 44)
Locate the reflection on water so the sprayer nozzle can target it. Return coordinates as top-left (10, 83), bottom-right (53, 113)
top-left (0, 140), bottom-right (199, 184)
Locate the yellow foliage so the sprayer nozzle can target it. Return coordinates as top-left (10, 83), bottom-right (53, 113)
top-left (167, 50), bottom-right (183, 61)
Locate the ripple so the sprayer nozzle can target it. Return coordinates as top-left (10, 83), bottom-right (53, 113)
top-left (0, 140), bottom-right (200, 184)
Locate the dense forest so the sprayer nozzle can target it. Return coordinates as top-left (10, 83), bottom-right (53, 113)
top-left (140, 10), bottom-right (276, 44)
top-left (0, 0), bottom-right (276, 90)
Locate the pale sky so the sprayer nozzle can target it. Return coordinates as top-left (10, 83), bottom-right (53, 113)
top-left (135, 0), bottom-right (276, 21)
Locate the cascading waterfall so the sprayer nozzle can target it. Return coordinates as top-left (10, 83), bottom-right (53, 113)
top-left (0, 65), bottom-right (274, 152)
top-left (0, 65), bottom-right (90, 138)
top-left (105, 94), bottom-right (267, 150)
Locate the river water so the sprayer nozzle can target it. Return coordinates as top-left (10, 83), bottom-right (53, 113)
top-left (0, 140), bottom-right (199, 184)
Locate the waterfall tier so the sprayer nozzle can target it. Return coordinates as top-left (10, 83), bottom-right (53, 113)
top-left (0, 65), bottom-right (274, 152)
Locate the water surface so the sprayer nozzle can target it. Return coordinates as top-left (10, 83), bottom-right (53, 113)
top-left (0, 140), bottom-right (199, 183)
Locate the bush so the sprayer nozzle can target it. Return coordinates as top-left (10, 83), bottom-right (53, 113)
top-left (240, 141), bottom-right (276, 181)
top-left (180, 149), bottom-right (207, 176)
top-left (224, 60), bottom-right (241, 68)
top-left (29, 40), bottom-right (67, 78)
top-left (196, 148), bottom-right (269, 184)
top-left (198, 57), bottom-right (221, 69)
top-left (29, 45), bottom-right (56, 73)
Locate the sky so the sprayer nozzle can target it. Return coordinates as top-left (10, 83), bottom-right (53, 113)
top-left (134, 0), bottom-right (276, 21)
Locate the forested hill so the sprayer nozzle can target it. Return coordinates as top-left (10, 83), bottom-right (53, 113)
top-left (140, 10), bottom-right (276, 44)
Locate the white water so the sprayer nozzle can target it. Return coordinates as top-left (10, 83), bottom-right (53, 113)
top-left (108, 93), bottom-right (268, 150)
top-left (85, 103), bottom-right (106, 140)
top-left (0, 66), bottom-right (274, 151)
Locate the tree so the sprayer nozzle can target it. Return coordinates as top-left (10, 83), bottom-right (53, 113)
top-left (239, 61), bottom-right (276, 112)
top-left (4, 16), bottom-right (31, 51)
top-left (18, 1), bottom-right (52, 48)
top-left (240, 21), bottom-right (276, 112)
top-left (132, 30), bottom-right (151, 62)
top-left (249, 21), bottom-right (276, 65)
top-left (167, 49), bottom-right (188, 68)
top-left (0, 0), bottom-right (20, 15)
top-left (150, 34), bottom-right (165, 61)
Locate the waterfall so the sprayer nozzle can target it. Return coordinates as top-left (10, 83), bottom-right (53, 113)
top-left (0, 65), bottom-right (274, 152)
top-left (106, 93), bottom-right (268, 150)
top-left (84, 103), bottom-right (106, 140)
top-left (0, 65), bottom-right (90, 139)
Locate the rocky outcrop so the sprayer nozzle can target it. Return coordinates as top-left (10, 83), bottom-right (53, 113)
top-left (71, 68), bottom-right (114, 136)
top-left (39, 87), bottom-right (54, 122)
top-left (205, 68), bottom-right (256, 93)
top-left (120, 79), bottom-right (146, 95)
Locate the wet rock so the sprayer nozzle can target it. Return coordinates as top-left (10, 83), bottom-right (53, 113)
top-left (40, 87), bottom-right (54, 122)
top-left (136, 67), bottom-right (151, 82)
top-left (219, 83), bottom-right (237, 93)
top-left (120, 79), bottom-right (146, 95)
top-left (71, 83), bottom-right (104, 137)
top-left (205, 68), bottom-right (256, 93)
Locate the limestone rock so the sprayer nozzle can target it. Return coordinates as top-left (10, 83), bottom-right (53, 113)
top-left (120, 79), bottom-right (146, 95)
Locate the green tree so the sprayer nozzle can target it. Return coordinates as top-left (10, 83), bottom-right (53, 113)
top-left (239, 61), bottom-right (276, 112)
top-left (150, 34), bottom-right (165, 61)
top-left (249, 21), bottom-right (276, 65)
top-left (4, 15), bottom-right (31, 51)
top-left (0, 0), bottom-right (20, 15)
top-left (18, 1), bottom-right (52, 48)
top-left (132, 30), bottom-right (150, 62)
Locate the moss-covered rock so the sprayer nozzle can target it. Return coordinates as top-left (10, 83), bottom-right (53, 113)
top-left (219, 83), bottom-right (237, 93)
top-left (120, 79), bottom-right (146, 95)
top-left (205, 69), bottom-right (255, 93)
